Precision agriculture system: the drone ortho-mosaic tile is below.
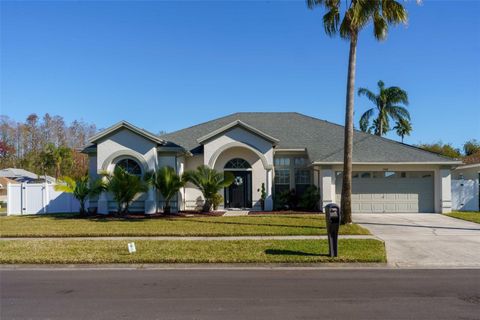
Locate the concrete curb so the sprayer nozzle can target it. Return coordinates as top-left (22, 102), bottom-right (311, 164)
top-left (2, 263), bottom-right (479, 270)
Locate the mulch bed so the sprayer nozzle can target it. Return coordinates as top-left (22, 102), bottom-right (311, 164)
top-left (248, 210), bottom-right (323, 215)
top-left (73, 211), bottom-right (226, 220)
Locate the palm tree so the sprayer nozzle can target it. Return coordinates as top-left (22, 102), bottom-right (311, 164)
top-left (103, 167), bottom-right (148, 215)
top-left (358, 80), bottom-right (410, 136)
top-left (394, 118), bottom-right (412, 143)
top-left (144, 166), bottom-right (185, 214)
top-left (183, 165), bottom-right (234, 212)
top-left (307, 0), bottom-right (409, 224)
top-left (54, 176), bottom-right (104, 215)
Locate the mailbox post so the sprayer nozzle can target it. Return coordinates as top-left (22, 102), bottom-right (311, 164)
top-left (325, 203), bottom-right (341, 257)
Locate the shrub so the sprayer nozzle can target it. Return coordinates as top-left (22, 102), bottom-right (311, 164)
top-left (276, 189), bottom-right (299, 210)
top-left (211, 193), bottom-right (223, 211)
top-left (298, 185), bottom-right (320, 211)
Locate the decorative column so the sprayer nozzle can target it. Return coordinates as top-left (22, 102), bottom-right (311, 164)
top-left (440, 169), bottom-right (452, 213)
top-left (145, 186), bottom-right (157, 214)
top-left (97, 191), bottom-right (109, 214)
top-left (265, 169), bottom-right (273, 211)
top-left (320, 168), bottom-right (335, 210)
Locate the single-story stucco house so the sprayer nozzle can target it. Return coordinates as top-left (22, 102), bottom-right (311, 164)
top-left (82, 112), bottom-right (461, 214)
top-left (451, 163), bottom-right (480, 211)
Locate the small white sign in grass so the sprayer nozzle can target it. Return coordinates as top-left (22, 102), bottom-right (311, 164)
top-left (127, 242), bottom-right (136, 253)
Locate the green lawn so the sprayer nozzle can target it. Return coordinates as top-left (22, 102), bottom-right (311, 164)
top-left (0, 239), bottom-right (385, 264)
top-left (0, 214), bottom-right (370, 237)
top-left (446, 211), bottom-right (480, 224)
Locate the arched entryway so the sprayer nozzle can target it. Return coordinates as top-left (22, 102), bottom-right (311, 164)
top-left (224, 158), bottom-right (252, 209)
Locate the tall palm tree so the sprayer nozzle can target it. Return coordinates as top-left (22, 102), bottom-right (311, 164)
top-left (183, 165), bottom-right (234, 212)
top-left (307, 0), bottom-right (409, 224)
top-left (393, 118), bottom-right (412, 143)
top-left (54, 176), bottom-right (104, 215)
top-left (144, 166), bottom-right (185, 214)
top-left (358, 80), bottom-right (410, 136)
top-left (103, 167), bottom-right (148, 215)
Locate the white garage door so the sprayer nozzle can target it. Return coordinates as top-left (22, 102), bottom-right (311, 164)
top-left (335, 171), bottom-right (434, 213)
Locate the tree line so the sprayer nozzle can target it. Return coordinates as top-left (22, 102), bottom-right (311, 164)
top-left (0, 113), bottom-right (97, 179)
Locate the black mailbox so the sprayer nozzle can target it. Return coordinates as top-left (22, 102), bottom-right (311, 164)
top-left (325, 203), bottom-right (341, 257)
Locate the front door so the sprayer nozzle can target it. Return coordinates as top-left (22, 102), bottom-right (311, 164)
top-left (225, 171), bottom-right (252, 208)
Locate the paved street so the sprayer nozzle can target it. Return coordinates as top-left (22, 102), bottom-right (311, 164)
top-left (354, 214), bottom-right (480, 267)
top-left (1, 269), bottom-right (479, 320)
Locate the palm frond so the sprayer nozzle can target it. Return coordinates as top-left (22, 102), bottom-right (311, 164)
top-left (357, 87), bottom-right (378, 106)
top-left (386, 105), bottom-right (411, 121)
top-left (359, 108), bottom-right (374, 132)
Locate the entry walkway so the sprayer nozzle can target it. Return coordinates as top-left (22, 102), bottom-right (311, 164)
top-left (354, 213), bottom-right (480, 268)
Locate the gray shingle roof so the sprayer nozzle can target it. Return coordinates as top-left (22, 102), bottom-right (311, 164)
top-left (160, 112), bottom-right (459, 164)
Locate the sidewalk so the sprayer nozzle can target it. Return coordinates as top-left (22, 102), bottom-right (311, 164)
top-left (0, 235), bottom-right (377, 241)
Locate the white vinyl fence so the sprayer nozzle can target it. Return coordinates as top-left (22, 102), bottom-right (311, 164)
top-left (452, 179), bottom-right (479, 212)
top-left (7, 183), bottom-right (80, 215)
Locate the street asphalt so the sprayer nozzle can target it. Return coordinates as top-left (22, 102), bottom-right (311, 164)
top-left (1, 269), bottom-right (479, 320)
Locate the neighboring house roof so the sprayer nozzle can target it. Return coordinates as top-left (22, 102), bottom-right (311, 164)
top-left (453, 163), bottom-right (480, 171)
top-left (0, 177), bottom-right (19, 189)
top-left (0, 168), bottom-right (56, 183)
top-left (160, 112), bottom-right (461, 164)
top-left (88, 120), bottom-right (167, 145)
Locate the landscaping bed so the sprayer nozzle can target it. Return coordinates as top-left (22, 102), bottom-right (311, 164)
top-left (248, 211), bottom-right (322, 215)
top-left (0, 239), bottom-right (385, 264)
top-left (0, 214), bottom-right (370, 237)
top-left (446, 211), bottom-right (480, 224)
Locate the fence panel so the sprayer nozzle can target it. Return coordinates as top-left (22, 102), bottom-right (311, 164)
top-left (7, 183), bottom-right (79, 215)
top-left (7, 184), bottom-right (22, 215)
top-left (452, 179), bottom-right (479, 211)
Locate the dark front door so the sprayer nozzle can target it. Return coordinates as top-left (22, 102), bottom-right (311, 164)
top-left (225, 171), bottom-right (252, 208)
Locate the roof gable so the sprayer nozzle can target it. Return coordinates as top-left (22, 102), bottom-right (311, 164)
top-left (196, 120), bottom-right (279, 145)
top-left (89, 121), bottom-right (165, 145)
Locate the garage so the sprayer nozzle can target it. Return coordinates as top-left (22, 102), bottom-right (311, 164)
top-left (335, 171), bottom-right (435, 213)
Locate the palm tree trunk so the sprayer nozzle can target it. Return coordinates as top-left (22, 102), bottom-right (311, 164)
top-left (340, 32), bottom-right (358, 225)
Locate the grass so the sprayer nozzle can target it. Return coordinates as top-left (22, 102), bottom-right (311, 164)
top-left (446, 211), bottom-right (480, 224)
top-left (0, 214), bottom-right (370, 237)
top-left (0, 239), bottom-right (385, 264)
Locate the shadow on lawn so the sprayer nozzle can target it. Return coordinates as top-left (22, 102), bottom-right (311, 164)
top-left (265, 249), bottom-right (328, 257)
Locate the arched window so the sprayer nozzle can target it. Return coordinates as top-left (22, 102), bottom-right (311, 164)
top-left (224, 158), bottom-right (251, 169)
top-left (115, 158), bottom-right (142, 176)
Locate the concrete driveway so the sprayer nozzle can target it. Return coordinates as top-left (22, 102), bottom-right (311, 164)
top-left (353, 214), bottom-right (480, 268)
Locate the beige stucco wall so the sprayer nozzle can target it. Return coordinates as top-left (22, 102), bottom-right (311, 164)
top-left (96, 128), bottom-right (158, 174)
top-left (318, 164), bottom-right (453, 213)
top-left (203, 127), bottom-right (274, 167)
top-left (182, 154), bottom-right (205, 210)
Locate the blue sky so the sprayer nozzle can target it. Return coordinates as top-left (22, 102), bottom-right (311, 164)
top-left (1, 0), bottom-right (479, 148)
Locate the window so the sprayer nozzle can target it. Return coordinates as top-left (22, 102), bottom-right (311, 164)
top-left (274, 157), bottom-right (290, 166)
top-left (294, 157), bottom-right (306, 167)
top-left (275, 169), bottom-right (290, 185)
top-left (224, 158), bottom-right (251, 169)
top-left (295, 169), bottom-right (310, 185)
top-left (384, 171), bottom-right (396, 178)
top-left (360, 172), bottom-right (371, 179)
top-left (295, 169), bottom-right (311, 195)
top-left (115, 158), bottom-right (142, 176)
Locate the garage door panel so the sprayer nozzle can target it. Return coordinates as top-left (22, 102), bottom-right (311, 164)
top-left (335, 171), bottom-right (434, 213)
